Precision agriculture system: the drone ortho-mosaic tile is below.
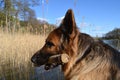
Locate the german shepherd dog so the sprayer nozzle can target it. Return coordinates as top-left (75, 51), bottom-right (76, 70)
top-left (31, 9), bottom-right (120, 80)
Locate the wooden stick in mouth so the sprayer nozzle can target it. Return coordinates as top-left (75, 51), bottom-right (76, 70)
top-left (48, 53), bottom-right (69, 64)
top-left (44, 53), bottom-right (69, 70)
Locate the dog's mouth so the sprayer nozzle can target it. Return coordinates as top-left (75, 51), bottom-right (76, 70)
top-left (32, 53), bottom-right (69, 70)
top-left (45, 53), bottom-right (69, 70)
top-left (44, 63), bottom-right (58, 70)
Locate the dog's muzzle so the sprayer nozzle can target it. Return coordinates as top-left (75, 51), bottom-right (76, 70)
top-left (31, 53), bottom-right (69, 70)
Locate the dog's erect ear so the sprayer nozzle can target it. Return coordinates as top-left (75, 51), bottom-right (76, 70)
top-left (61, 9), bottom-right (77, 38)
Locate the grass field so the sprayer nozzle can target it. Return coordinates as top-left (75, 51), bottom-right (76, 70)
top-left (0, 32), bottom-right (45, 80)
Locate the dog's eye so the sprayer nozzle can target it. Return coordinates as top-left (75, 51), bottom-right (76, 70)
top-left (46, 42), bottom-right (55, 48)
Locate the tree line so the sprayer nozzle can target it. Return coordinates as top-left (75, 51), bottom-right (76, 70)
top-left (102, 28), bottom-right (120, 40)
top-left (0, 0), bottom-right (56, 34)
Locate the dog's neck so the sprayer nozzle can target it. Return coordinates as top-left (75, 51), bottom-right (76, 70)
top-left (62, 31), bottom-right (80, 77)
top-left (62, 33), bottom-right (94, 78)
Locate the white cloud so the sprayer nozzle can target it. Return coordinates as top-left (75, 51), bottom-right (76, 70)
top-left (55, 16), bottom-right (64, 25)
top-left (37, 17), bottom-right (49, 22)
top-left (56, 16), bottom-right (64, 21)
top-left (79, 22), bottom-right (90, 28)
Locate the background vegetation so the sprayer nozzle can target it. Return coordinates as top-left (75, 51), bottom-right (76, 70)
top-left (0, 0), bottom-right (56, 80)
top-left (0, 32), bottom-right (45, 80)
top-left (102, 28), bottom-right (120, 40)
top-left (0, 0), bottom-right (56, 34)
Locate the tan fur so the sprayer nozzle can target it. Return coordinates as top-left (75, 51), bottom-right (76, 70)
top-left (31, 9), bottom-right (120, 80)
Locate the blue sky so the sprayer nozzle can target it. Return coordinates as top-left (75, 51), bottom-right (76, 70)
top-left (33, 0), bottom-right (120, 37)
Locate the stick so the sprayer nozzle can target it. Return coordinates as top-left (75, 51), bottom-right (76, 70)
top-left (47, 53), bottom-right (69, 64)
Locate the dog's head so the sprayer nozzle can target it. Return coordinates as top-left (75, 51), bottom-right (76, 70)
top-left (31, 9), bottom-right (79, 70)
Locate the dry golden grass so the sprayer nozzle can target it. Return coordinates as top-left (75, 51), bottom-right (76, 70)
top-left (0, 32), bottom-right (46, 80)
